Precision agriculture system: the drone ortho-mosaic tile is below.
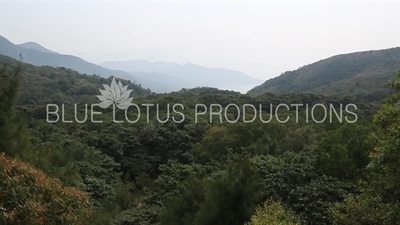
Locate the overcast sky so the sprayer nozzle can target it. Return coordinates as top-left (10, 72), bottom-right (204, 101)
top-left (1, 0), bottom-right (399, 80)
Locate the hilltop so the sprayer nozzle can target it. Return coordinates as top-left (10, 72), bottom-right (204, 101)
top-left (248, 47), bottom-right (400, 101)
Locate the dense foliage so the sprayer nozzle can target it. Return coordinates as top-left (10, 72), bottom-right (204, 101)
top-left (0, 153), bottom-right (90, 225)
top-left (0, 55), bottom-right (399, 224)
top-left (329, 72), bottom-right (400, 224)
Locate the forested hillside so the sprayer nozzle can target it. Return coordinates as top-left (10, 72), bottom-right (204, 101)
top-left (248, 47), bottom-right (400, 101)
top-left (0, 55), bottom-right (152, 105)
top-left (1, 56), bottom-right (400, 225)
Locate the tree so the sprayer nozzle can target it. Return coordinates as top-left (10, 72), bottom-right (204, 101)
top-left (314, 123), bottom-right (374, 181)
top-left (330, 71), bottom-right (400, 224)
top-left (159, 178), bottom-right (207, 225)
top-left (192, 160), bottom-right (263, 225)
top-left (0, 153), bottom-right (90, 225)
top-left (0, 56), bottom-right (30, 157)
top-left (245, 201), bottom-right (300, 225)
top-left (253, 152), bottom-right (356, 225)
top-left (159, 160), bottom-right (262, 225)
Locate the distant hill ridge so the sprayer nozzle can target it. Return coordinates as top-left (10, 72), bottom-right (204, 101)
top-left (247, 47), bottom-right (400, 101)
top-left (0, 35), bottom-right (136, 81)
top-left (17, 42), bottom-right (59, 54)
top-left (0, 35), bottom-right (262, 93)
top-left (101, 59), bottom-right (263, 92)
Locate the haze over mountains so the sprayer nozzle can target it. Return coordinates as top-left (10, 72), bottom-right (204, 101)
top-left (101, 60), bottom-right (262, 92)
top-left (0, 35), bottom-right (262, 93)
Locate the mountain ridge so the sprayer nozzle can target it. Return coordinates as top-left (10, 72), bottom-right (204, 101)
top-left (17, 41), bottom-right (59, 54)
top-left (0, 35), bottom-right (186, 93)
top-left (0, 35), bottom-right (134, 80)
top-left (1, 35), bottom-right (261, 93)
top-left (247, 47), bottom-right (400, 101)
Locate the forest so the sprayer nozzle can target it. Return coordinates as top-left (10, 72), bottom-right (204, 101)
top-left (1, 54), bottom-right (400, 225)
top-left (248, 47), bottom-right (400, 102)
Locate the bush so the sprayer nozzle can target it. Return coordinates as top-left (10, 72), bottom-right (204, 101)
top-left (246, 200), bottom-right (300, 225)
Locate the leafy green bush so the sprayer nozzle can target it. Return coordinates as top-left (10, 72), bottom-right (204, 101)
top-left (245, 201), bottom-right (300, 225)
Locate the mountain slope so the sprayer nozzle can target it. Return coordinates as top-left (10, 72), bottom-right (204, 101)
top-left (17, 42), bottom-right (59, 54)
top-left (0, 35), bottom-right (134, 80)
top-left (248, 47), bottom-right (400, 101)
top-left (0, 54), bottom-right (152, 105)
top-left (100, 59), bottom-right (262, 93)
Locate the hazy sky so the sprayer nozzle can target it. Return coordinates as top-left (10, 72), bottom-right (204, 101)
top-left (1, 0), bottom-right (399, 80)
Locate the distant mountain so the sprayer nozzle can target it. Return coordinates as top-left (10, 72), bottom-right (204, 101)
top-left (0, 35), bottom-right (177, 93)
top-left (17, 42), bottom-right (59, 54)
top-left (1, 36), bottom-right (260, 93)
top-left (0, 35), bottom-right (134, 80)
top-left (248, 47), bottom-right (400, 101)
top-left (100, 59), bottom-right (263, 93)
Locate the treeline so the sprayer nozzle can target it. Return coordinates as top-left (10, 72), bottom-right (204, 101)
top-left (0, 56), bottom-right (399, 224)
